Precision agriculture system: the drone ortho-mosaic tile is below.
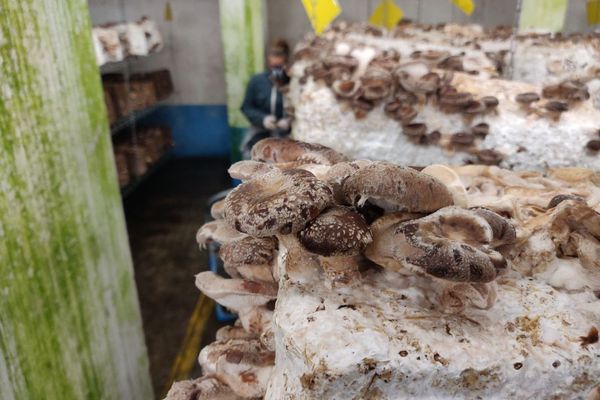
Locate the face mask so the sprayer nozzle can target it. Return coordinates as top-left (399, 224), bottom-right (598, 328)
top-left (270, 67), bottom-right (290, 85)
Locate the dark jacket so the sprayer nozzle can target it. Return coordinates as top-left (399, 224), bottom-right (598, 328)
top-left (240, 72), bottom-right (284, 128)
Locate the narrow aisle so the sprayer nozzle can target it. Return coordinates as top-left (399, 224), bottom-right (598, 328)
top-left (123, 157), bottom-right (231, 395)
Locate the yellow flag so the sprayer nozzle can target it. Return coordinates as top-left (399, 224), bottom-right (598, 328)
top-left (164, 1), bottom-right (173, 22)
top-left (588, 0), bottom-right (600, 25)
top-left (451, 0), bottom-right (475, 16)
top-left (301, 0), bottom-right (342, 35)
top-left (369, 0), bottom-right (404, 30)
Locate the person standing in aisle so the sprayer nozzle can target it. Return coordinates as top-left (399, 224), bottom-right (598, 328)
top-left (240, 39), bottom-right (291, 159)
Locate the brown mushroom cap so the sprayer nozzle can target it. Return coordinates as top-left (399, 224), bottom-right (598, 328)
top-left (403, 123), bottom-right (427, 138)
top-left (464, 100), bottom-right (486, 114)
top-left (220, 236), bottom-right (278, 266)
top-left (451, 131), bottom-right (475, 146)
top-left (472, 122), bottom-right (490, 138)
top-left (439, 92), bottom-right (473, 108)
top-left (547, 194), bottom-right (585, 209)
top-left (481, 96), bottom-right (499, 108)
top-left (393, 206), bottom-right (505, 282)
top-left (516, 92), bottom-right (540, 104)
top-left (251, 138), bottom-right (348, 165)
top-left (341, 162), bottom-right (454, 213)
top-left (332, 79), bottom-right (361, 98)
top-left (388, 103), bottom-right (418, 123)
top-left (544, 100), bottom-right (569, 112)
top-left (476, 149), bottom-right (504, 165)
top-left (298, 206), bottom-right (372, 257)
top-left (428, 130), bottom-right (442, 142)
top-left (586, 140), bottom-right (600, 152)
top-left (224, 169), bottom-right (333, 236)
top-left (361, 66), bottom-right (393, 100)
top-left (219, 236), bottom-right (278, 281)
top-left (469, 207), bottom-right (517, 247)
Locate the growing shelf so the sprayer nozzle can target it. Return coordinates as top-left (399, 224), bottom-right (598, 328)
top-left (120, 149), bottom-right (173, 198)
top-left (110, 103), bottom-right (162, 136)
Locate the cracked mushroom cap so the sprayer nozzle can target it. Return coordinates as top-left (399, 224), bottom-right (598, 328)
top-left (341, 162), bottom-right (454, 213)
top-left (228, 160), bottom-right (276, 181)
top-left (298, 206), bottom-right (372, 257)
top-left (163, 376), bottom-right (241, 400)
top-left (219, 236), bottom-right (278, 282)
top-left (251, 138), bottom-right (348, 165)
top-left (195, 271), bottom-right (278, 313)
top-left (224, 169), bottom-right (333, 236)
top-left (388, 206), bottom-right (509, 282)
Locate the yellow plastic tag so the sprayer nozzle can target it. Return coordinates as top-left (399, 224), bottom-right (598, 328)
top-left (519, 0), bottom-right (568, 32)
top-left (301, 0), bottom-right (342, 35)
top-left (588, 0), bottom-right (600, 25)
top-left (451, 0), bottom-right (475, 16)
top-left (164, 1), bottom-right (173, 22)
top-left (369, 0), bottom-right (404, 30)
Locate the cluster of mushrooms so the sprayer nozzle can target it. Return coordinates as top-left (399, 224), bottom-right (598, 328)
top-left (292, 21), bottom-right (600, 161)
top-left (298, 44), bottom-right (509, 164)
top-left (165, 138), bottom-right (530, 399)
top-left (165, 138), bottom-right (600, 399)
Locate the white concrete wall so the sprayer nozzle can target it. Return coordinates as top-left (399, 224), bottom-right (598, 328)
top-left (88, 0), bottom-right (596, 106)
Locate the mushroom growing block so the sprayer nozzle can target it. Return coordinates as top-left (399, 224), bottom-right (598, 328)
top-left (264, 160), bottom-right (600, 399)
top-left (289, 23), bottom-right (600, 170)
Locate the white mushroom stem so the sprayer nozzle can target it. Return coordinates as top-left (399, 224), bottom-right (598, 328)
top-left (196, 220), bottom-right (247, 248)
top-left (275, 234), bottom-right (321, 283)
top-left (364, 212), bottom-right (426, 272)
top-left (436, 281), bottom-right (498, 314)
top-left (216, 325), bottom-right (258, 342)
top-left (318, 255), bottom-right (361, 288)
top-left (232, 263), bottom-right (276, 284)
top-left (195, 271), bottom-right (277, 314)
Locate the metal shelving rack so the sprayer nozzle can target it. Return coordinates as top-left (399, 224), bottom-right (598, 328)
top-left (120, 149), bottom-right (173, 198)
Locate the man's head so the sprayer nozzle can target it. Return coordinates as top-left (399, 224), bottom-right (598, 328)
top-left (267, 39), bottom-right (289, 70)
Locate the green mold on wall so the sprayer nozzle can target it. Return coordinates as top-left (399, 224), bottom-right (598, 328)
top-left (0, 1), bottom-right (153, 399)
top-left (219, 0), bottom-right (265, 129)
top-left (520, 0), bottom-right (568, 32)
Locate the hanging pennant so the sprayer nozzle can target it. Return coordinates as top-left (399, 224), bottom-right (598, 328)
top-left (164, 1), bottom-right (173, 22)
top-left (301, 0), bottom-right (342, 35)
top-left (519, 0), bottom-right (568, 32)
top-left (369, 0), bottom-right (404, 30)
top-left (588, 0), bottom-right (600, 25)
top-left (451, 0), bottom-right (475, 16)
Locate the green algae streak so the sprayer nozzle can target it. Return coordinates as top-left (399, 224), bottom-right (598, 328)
top-left (0, 1), bottom-right (153, 399)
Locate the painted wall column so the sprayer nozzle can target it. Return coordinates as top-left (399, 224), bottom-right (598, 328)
top-left (219, 0), bottom-right (265, 161)
top-left (0, 1), bottom-right (153, 399)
